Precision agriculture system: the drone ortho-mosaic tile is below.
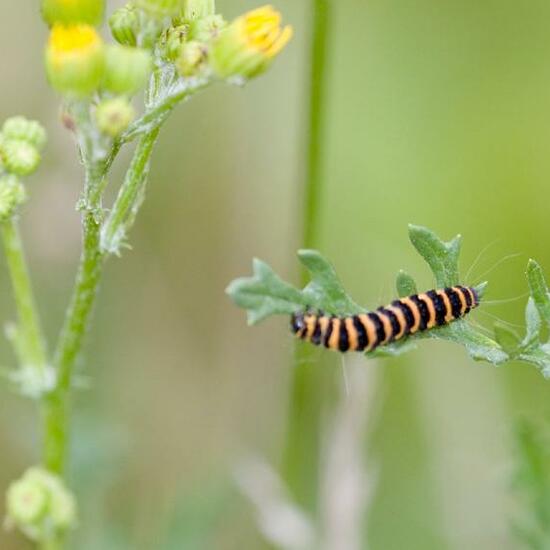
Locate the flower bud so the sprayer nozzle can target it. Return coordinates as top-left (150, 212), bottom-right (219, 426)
top-left (42, 0), bottom-right (105, 26)
top-left (45, 24), bottom-right (105, 97)
top-left (136, 0), bottom-right (180, 17)
top-left (102, 45), bottom-right (152, 95)
top-left (0, 140), bottom-right (41, 176)
top-left (0, 175), bottom-right (27, 222)
top-left (5, 468), bottom-right (77, 540)
top-left (182, 0), bottom-right (215, 20)
top-left (109, 3), bottom-right (139, 47)
top-left (188, 14), bottom-right (225, 42)
top-left (95, 98), bottom-right (136, 137)
top-left (2, 117), bottom-right (47, 151)
top-left (163, 25), bottom-right (189, 61)
top-left (175, 41), bottom-right (206, 77)
top-left (210, 6), bottom-right (292, 80)
top-left (6, 472), bottom-right (48, 526)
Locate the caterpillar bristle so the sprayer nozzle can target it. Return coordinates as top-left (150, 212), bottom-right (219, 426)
top-left (292, 286), bottom-right (479, 353)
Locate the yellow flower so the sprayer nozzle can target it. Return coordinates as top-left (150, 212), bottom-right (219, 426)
top-left (42, 0), bottom-right (104, 26)
top-left (210, 5), bottom-right (292, 80)
top-left (45, 24), bottom-right (105, 96)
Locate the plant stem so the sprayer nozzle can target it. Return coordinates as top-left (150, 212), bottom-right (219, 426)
top-left (43, 211), bottom-right (103, 474)
top-left (1, 218), bottom-right (48, 373)
top-left (100, 126), bottom-right (161, 254)
top-left (281, 0), bottom-right (331, 509)
top-left (42, 120), bottom-right (162, 475)
top-left (302, 0), bottom-right (330, 253)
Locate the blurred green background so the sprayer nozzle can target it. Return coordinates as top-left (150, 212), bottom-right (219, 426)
top-left (2, 0), bottom-right (550, 548)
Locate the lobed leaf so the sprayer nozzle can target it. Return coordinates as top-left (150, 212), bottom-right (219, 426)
top-left (408, 224), bottom-right (461, 288)
top-left (227, 225), bottom-right (513, 366)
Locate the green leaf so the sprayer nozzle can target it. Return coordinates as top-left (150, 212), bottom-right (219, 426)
top-left (396, 270), bottom-right (417, 298)
top-left (298, 250), bottom-right (364, 315)
top-left (408, 224), bottom-right (461, 287)
top-left (521, 298), bottom-right (541, 350)
top-left (526, 259), bottom-right (550, 327)
top-left (428, 321), bottom-right (508, 364)
top-left (226, 259), bottom-right (307, 325)
top-left (494, 322), bottom-right (521, 356)
top-left (227, 225), bottom-right (512, 366)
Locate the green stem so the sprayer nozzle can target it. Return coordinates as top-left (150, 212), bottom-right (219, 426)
top-left (100, 126), bottom-right (161, 254)
top-left (301, 0), bottom-right (330, 253)
top-left (44, 212), bottom-right (103, 474)
top-left (120, 79), bottom-right (207, 144)
top-left (281, 0), bottom-right (331, 509)
top-left (43, 121), bottom-right (162, 475)
top-left (1, 218), bottom-right (48, 373)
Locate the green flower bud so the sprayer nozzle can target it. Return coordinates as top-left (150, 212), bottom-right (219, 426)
top-left (6, 468), bottom-right (77, 540)
top-left (6, 473), bottom-right (48, 527)
top-left (0, 175), bottom-right (27, 222)
top-left (163, 25), bottom-right (189, 61)
top-left (182, 0), bottom-right (215, 20)
top-left (136, 0), bottom-right (180, 17)
top-left (0, 140), bottom-right (41, 176)
top-left (188, 14), bottom-right (225, 42)
top-left (95, 98), bottom-right (136, 137)
top-left (210, 5), bottom-right (292, 80)
top-left (45, 24), bottom-right (105, 97)
top-left (109, 3), bottom-right (139, 47)
top-left (2, 117), bottom-right (47, 151)
top-left (102, 45), bottom-right (152, 95)
top-left (42, 0), bottom-right (105, 26)
top-left (175, 41), bottom-right (206, 77)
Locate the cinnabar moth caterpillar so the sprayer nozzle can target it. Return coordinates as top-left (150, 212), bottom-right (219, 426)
top-left (290, 286), bottom-right (479, 352)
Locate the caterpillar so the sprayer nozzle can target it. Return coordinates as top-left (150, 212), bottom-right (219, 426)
top-left (290, 286), bottom-right (479, 352)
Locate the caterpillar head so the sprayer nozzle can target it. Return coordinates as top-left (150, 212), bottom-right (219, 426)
top-left (290, 311), bottom-right (306, 334)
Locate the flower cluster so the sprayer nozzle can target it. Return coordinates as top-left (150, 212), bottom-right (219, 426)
top-left (43, 0), bottom-right (292, 95)
top-left (5, 467), bottom-right (77, 542)
top-left (0, 117), bottom-right (46, 221)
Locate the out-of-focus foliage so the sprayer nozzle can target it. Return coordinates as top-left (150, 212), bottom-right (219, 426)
top-left (512, 420), bottom-right (550, 549)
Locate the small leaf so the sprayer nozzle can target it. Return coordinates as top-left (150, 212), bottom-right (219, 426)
top-left (521, 298), bottom-right (541, 350)
top-left (298, 250), bottom-right (363, 315)
top-left (408, 224), bottom-right (461, 287)
top-left (395, 270), bottom-right (417, 298)
top-left (526, 259), bottom-right (550, 328)
top-left (494, 322), bottom-right (521, 355)
top-left (226, 259), bottom-right (306, 325)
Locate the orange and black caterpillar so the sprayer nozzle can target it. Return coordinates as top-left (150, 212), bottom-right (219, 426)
top-left (291, 286), bottom-right (479, 352)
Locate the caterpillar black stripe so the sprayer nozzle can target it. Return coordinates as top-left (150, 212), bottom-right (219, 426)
top-left (290, 286), bottom-right (479, 352)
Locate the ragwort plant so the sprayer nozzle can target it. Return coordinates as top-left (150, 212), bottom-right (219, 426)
top-left (1, 0), bottom-right (292, 547)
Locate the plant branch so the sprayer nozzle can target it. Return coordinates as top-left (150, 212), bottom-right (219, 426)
top-left (100, 126), bottom-right (161, 254)
top-left (1, 217), bottom-right (48, 375)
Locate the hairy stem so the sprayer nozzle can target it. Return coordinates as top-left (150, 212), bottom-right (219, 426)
top-left (100, 126), bottom-right (161, 254)
top-left (43, 212), bottom-right (103, 474)
top-left (1, 218), bottom-right (48, 373)
top-left (281, 0), bottom-right (331, 509)
top-left (42, 118), bottom-right (161, 475)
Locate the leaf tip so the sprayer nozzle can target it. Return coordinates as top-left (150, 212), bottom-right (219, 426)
top-left (475, 281), bottom-right (488, 299)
